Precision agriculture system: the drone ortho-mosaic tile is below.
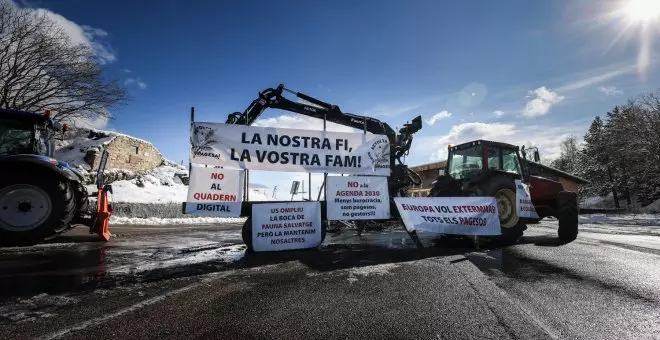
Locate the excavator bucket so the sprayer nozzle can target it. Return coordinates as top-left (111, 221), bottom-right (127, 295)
top-left (93, 150), bottom-right (112, 241)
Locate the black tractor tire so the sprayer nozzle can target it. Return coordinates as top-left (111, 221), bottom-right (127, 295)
top-left (0, 171), bottom-right (76, 246)
top-left (557, 191), bottom-right (578, 242)
top-left (241, 217), bottom-right (326, 252)
top-left (480, 176), bottom-right (525, 244)
top-left (428, 175), bottom-right (464, 197)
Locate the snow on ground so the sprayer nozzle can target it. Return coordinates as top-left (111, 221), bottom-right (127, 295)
top-left (83, 160), bottom-right (277, 204)
top-left (582, 193), bottom-right (660, 213)
top-left (87, 162), bottom-right (189, 203)
top-left (102, 177), bottom-right (277, 204)
top-left (345, 263), bottom-right (400, 284)
top-left (579, 214), bottom-right (660, 226)
top-left (55, 129), bottom-right (116, 172)
top-left (641, 198), bottom-right (660, 213)
top-left (111, 216), bottom-right (247, 225)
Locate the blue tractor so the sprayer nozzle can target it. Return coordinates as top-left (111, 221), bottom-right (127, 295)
top-left (0, 108), bottom-right (112, 246)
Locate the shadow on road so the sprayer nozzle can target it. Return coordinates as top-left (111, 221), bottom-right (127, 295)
top-left (516, 235), bottom-right (570, 247)
top-left (0, 228), bottom-right (572, 299)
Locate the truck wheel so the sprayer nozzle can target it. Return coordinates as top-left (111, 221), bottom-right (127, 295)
top-left (557, 191), bottom-right (578, 242)
top-left (482, 176), bottom-right (524, 244)
top-left (0, 172), bottom-right (76, 246)
top-left (241, 217), bottom-right (327, 253)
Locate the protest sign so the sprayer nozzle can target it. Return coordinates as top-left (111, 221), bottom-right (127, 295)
top-left (184, 166), bottom-right (242, 217)
top-left (252, 202), bottom-right (322, 252)
top-left (189, 122), bottom-right (390, 175)
top-left (394, 197), bottom-right (501, 235)
top-left (515, 179), bottom-right (539, 219)
top-left (326, 176), bottom-right (390, 220)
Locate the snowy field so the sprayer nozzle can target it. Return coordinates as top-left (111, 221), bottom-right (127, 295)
top-left (579, 214), bottom-right (660, 227)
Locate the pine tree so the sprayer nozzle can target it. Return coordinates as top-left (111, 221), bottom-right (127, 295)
top-left (580, 116), bottom-right (617, 204)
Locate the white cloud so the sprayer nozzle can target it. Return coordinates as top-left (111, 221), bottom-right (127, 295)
top-left (597, 86), bottom-right (623, 96)
top-left (411, 120), bottom-right (589, 163)
top-left (368, 103), bottom-right (423, 118)
top-left (522, 87), bottom-right (564, 117)
top-left (253, 114), bottom-right (356, 133)
top-left (493, 110), bottom-right (504, 117)
top-left (121, 69), bottom-right (132, 73)
top-left (555, 65), bottom-right (636, 92)
top-left (424, 122), bottom-right (517, 160)
top-left (124, 77), bottom-right (147, 89)
top-left (425, 111), bottom-right (452, 125)
top-left (58, 113), bottom-right (109, 130)
top-left (29, 7), bottom-right (116, 64)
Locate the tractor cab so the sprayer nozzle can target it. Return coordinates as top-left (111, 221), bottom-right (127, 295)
top-left (0, 109), bottom-right (65, 158)
top-left (446, 140), bottom-right (528, 183)
top-left (435, 139), bottom-right (578, 243)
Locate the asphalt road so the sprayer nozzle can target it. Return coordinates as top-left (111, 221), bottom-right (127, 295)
top-left (467, 218), bottom-right (660, 340)
top-left (0, 217), bottom-right (658, 339)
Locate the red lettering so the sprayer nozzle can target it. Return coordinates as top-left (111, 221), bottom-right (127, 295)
top-left (211, 173), bottom-right (224, 180)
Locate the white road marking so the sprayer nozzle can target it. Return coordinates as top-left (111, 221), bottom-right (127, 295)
top-left (36, 277), bottom-right (210, 340)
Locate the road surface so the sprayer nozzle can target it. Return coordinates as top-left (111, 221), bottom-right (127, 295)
top-left (467, 216), bottom-right (660, 340)
top-left (0, 216), bottom-right (658, 339)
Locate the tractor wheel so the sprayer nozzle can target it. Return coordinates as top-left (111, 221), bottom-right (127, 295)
top-left (557, 191), bottom-right (578, 242)
top-left (481, 176), bottom-right (525, 244)
top-left (428, 175), bottom-right (464, 197)
top-left (241, 217), bottom-right (327, 253)
top-left (0, 171), bottom-right (76, 246)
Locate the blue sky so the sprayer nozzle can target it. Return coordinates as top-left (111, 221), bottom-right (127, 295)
top-left (20, 0), bottom-right (660, 194)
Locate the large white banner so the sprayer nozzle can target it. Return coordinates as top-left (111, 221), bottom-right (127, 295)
top-left (252, 202), bottom-right (322, 252)
top-left (515, 180), bottom-right (539, 219)
top-left (190, 122), bottom-right (390, 175)
top-left (184, 166), bottom-right (243, 217)
top-left (394, 197), bottom-right (501, 235)
top-left (326, 176), bottom-right (390, 220)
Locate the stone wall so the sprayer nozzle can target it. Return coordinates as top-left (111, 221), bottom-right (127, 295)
top-left (87, 136), bottom-right (164, 172)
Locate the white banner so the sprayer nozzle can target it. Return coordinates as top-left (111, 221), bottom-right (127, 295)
top-left (326, 176), bottom-right (390, 220)
top-left (394, 197), bottom-right (501, 235)
top-left (515, 180), bottom-right (539, 219)
top-left (252, 202), bottom-right (322, 252)
top-left (184, 166), bottom-right (243, 217)
top-left (190, 122), bottom-right (390, 175)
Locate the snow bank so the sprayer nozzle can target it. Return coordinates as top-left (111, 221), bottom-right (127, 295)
top-left (640, 198), bottom-right (660, 214)
top-left (103, 169), bottom-right (277, 204)
top-left (92, 162), bottom-right (189, 203)
top-left (581, 193), bottom-right (618, 208)
top-left (579, 214), bottom-right (660, 226)
top-left (581, 192), bottom-right (660, 213)
top-left (55, 128), bottom-right (116, 172)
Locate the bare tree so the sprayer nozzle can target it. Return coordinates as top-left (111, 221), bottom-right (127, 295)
top-left (0, 0), bottom-right (127, 125)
